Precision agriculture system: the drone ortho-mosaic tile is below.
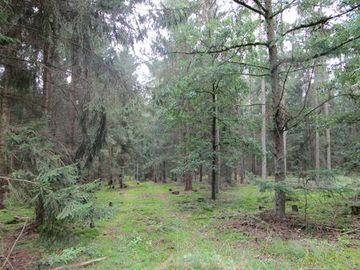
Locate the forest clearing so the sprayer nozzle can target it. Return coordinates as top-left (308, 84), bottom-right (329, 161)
top-left (1, 0), bottom-right (360, 269)
top-left (1, 180), bottom-right (360, 269)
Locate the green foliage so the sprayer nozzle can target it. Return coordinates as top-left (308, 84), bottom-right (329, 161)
top-left (5, 121), bottom-right (102, 235)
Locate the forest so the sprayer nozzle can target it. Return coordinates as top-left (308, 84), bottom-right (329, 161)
top-left (0, 0), bottom-right (360, 269)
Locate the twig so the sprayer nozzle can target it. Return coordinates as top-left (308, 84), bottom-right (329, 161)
top-left (1, 221), bottom-right (28, 269)
top-left (50, 257), bottom-right (107, 270)
top-left (0, 176), bottom-right (38, 185)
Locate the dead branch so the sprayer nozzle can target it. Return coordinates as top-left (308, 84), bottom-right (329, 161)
top-left (50, 257), bottom-right (107, 270)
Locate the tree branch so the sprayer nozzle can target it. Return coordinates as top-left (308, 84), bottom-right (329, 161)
top-left (271, 0), bottom-right (298, 18)
top-left (282, 4), bottom-right (360, 36)
top-left (169, 41), bottom-right (268, 55)
top-left (279, 34), bottom-right (360, 66)
top-left (232, 0), bottom-right (266, 16)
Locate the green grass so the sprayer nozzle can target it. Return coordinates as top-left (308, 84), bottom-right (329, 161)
top-left (1, 180), bottom-right (359, 269)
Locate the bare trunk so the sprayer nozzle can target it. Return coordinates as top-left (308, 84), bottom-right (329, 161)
top-left (199, 164), bottom-right (203, 182)
top-left (261, 78), bottom-right (267, 180)
top-left (108, 146), bottom-right (113, 186)
top-left (239, 158), bottom-right (245, 184)
top-left (265, 0), bottom-right (286, 217)
top-left (323, 70), bottom-right (331, 170)
top-left (283, 130), bottom-right (287, 176)
top-left (162, 161), bottom-right (167, 183)
top-left (184, 171), bottom-right (193, 191)
top-left (324, 102), bottom-right (331, 170)
top-left (211, 92), bottom-right (217, 199)
top-left (314, 68), bottom-right (320, 182)
top-left (0, 67), bottom-right (11, 209)
top-left (119, 167), bottom-right (125, 189)
top-left (0, 180), bottom-right (5, 209)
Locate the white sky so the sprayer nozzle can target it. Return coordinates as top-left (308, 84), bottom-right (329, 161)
top-left (131, 1), bottom-right (336, 85)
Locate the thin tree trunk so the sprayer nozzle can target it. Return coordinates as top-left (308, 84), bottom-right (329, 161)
top-left (162, 161), bottom-right (167, 183)
top-left (211, 92), bottom-right (217, 199)
top-left (239, 158), bottom-right (245, 184)
top-left (283, 130), bottom-right (287, 176)
top-left (119, 167), bottom-right (125, 189)
top-left (265, 0), bottom-right (286, 217)
top-left (324, 102), bottom-right (331, 170)
top-left (314, 67), bottom-right (320, 182)
top-left (261, 78), bottom-right (267, 180)
top-left (323, 69), bottom-right (331, 170)
top-left (108, 146), bottom-right (114, 186)
top-left (0, 67), bottom-right (11, 209)
top-left (199, 164), bottom-right (203, 182)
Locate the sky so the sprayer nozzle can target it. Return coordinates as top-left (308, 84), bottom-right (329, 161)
top-left (131, 0), bottom-right (327, 85)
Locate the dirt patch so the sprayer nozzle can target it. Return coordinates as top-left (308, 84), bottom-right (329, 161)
top-left (222, 210), bottom-right (360, 241)
top-left (0, 228), bottom-right (41, 270)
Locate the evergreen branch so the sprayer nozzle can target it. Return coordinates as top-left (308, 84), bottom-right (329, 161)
top-left (232, 0), bottom-right (266, 16)
top-left (282, 4), bottom-right (360, 36)
top-left (286, 93), bottom-right (350, 131)
top-left (271, 0), bottom-right (298, 18)
top-left (279, 34), bottom-right (360, 66)
top-left (251, 0), bottom-right (267, 13)
top-left (0, 176), bottom-right (38, 185)
top-left (169, 41), bottom-right (268, 55)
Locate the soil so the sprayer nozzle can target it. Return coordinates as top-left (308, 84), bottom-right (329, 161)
top-left (0, 226), bottom-right (41, 270)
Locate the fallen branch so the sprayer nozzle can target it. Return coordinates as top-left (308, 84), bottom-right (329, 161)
top-left (1, 221), bottom-right (28, 269)
top-left (50, 257), bottom-right (107, 270)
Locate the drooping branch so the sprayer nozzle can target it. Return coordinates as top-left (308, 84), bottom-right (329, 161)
top-left (279, 34), bottom-right (360, 66)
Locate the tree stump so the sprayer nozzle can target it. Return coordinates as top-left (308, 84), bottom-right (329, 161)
top-left (292, 205), bottom-right (299, 212)
top-left (351, 205), bottom-right (360, 215)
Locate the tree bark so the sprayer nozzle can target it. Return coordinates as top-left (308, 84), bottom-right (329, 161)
top-left (199, 164), bottom-right (203, 182)
top-left (184, 171), bottom-right (193, 191)
top-left (324, 101), bottom-right (331, 170)
top-left (0, 66), bottom-right (11, 209)
top-left (261, 78), bottom-right (267, 180)
top-left (314, 66), bottom-right (321, 182)
top-left (162, 161), bottom-right (167, 183)
top-left (211, 92), bottom-right (217, 199)
top-left (265, 0), bottom-right (286, 217)
top-left (239, 158), bottom-right (245, 184)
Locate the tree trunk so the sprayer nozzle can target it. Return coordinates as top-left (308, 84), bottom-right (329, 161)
top-left (283, 130), bottom-right (287, 176)
top-left (119, 168), bottom-right (125, 189)
top-left (314, 67), bottom-right (320, 182)
top-left (0, 181), bottom-right (5, 209)
top-left (239, 158), bottom-right (245, 184)
top-left (325, 101), bottom-right (331, 170)
top-left (323, 70), bottom-right (331, 170)
top-left (211, 92), bottom-right (218, 199)
top-left (199, 164), bottom-right (203, 182)
top-left (108, 146), bottom-right (114, 186)
top-left (184, 171), bottom-right (193, 191)
top-left (34, 195), bottom-right (45, 227)
top-left (162, 161), bottom-right (167, 183)
top-left (265, 0), bottom-right (286, 217)
top-left (261, 78), bottom-right (267, 180)
top-left (0, 66), bottom-right (11, 209)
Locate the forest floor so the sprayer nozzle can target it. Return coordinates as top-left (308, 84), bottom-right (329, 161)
top-left (1, 179), bottom-right (360, 269)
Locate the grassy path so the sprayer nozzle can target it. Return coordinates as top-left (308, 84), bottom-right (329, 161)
top-left (69, 181), bottom-right (359, 270)
top-left (3, 180), bottom-right (357, 269)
